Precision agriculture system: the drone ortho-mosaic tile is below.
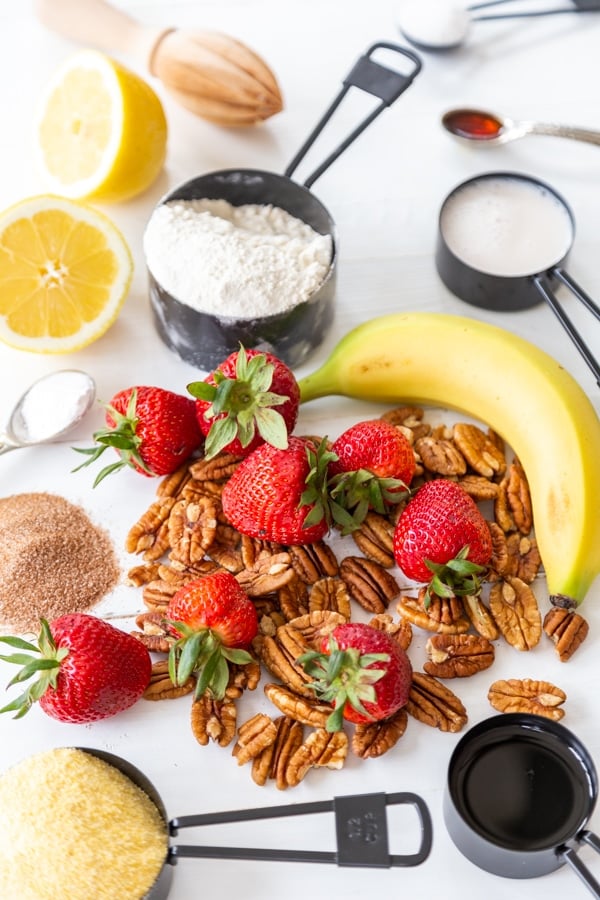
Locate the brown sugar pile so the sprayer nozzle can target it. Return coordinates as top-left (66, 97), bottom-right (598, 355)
top-left (0, 492), bottom-right (120, 633)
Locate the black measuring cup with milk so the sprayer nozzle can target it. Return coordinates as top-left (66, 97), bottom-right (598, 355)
top-left (436, 171), bottom-right (600, 385)
top-left (445, 714), bottom-right (600, 895)
top-left (83, 748), bottom-right (432, 898)
top-left (147, 43), bottom-right (422, 371)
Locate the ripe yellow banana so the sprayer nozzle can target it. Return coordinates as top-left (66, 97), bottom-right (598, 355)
top-left (298, 312), bottom-right (600, 609)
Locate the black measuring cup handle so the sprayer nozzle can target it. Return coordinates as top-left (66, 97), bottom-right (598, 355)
top-left (168, 790), bottom-right (432, 868)
top-left (559, 831), bottom-right (600, 898)
top-left (533, 269), bottom-right (600, 386)
top-left (284, 42), bottom-right (422, 190)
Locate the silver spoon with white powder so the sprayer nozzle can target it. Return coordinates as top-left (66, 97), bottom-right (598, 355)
top-left (0, 370), bottom-right (96, 455)
top-left (397, 0), bottom-right (600, 52)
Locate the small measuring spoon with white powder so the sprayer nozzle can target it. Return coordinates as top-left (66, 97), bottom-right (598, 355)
top-left (0, 370), bottom-right (96, 455)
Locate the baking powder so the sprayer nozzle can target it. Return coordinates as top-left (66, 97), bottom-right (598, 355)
top-left (143, 198), bottom-right (333, 318)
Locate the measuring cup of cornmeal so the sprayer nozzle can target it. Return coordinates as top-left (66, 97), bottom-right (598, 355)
top-left (0, 747), bottom-right (432, 898)
top-left (435, 171), bottom-right (600, 386)
top-left (143, 42), bottom-right (422, 371)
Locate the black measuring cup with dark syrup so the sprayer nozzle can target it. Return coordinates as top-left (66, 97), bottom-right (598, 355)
top-left (444, 714), bottom-right (600, 894)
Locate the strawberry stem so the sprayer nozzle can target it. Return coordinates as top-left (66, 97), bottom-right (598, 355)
top-left (0, 619), bottom-right (67, 718)
top-left (298, 637), bottom-right (389, 732)
top-left (423, 545), bottom-right (488, 606)
top-left (167, 620), bottom-right (253, 700)
top-left (187, 346), bottom-right (290, 459)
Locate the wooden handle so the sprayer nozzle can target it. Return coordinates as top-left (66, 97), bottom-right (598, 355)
top-left (34, 0), bottom-right (169, 71)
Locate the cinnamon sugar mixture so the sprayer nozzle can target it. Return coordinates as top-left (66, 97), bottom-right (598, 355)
top-left (0, 492), bottom-right (120, 633)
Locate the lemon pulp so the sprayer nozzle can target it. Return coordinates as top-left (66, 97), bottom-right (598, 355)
top-left (36, 49), bottom-right (167, 203)
top-left (0, 195), bottom-right (133, 353)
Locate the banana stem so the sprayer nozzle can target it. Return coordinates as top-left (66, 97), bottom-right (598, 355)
top-left (298, 366), bottom-right (340, 403)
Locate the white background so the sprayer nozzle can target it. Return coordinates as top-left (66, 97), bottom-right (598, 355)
top-left (1, 2), bottom-right (600, 898)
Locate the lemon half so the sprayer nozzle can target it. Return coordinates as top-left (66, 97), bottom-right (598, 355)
top-left (0, 195), bottom-right (133, 353)
top-left (35, 49), bottom-right (167, 203)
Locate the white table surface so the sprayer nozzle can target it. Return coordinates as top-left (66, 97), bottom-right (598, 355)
top-left (2, 2), bottom-right (600, 898)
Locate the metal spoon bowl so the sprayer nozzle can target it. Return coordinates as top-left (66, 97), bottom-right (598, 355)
top-left (397, 0), bottom-right (600, 52)
top-left (0, 370), bottom-right (96, 455)
top-left (442, 106), bottom-right (600, 147)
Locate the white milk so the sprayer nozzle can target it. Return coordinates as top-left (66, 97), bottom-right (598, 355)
top-left (440, 176), bottom-right (574, 277)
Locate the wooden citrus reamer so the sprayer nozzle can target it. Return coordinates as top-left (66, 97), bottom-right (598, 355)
top-left (34, 0), bottom-right (284, 125)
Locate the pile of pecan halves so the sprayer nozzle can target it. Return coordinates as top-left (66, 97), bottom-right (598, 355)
top-left (125, 407), bottom-right (589, 790)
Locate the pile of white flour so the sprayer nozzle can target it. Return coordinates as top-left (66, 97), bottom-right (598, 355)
top-left (143, 198), bottom-right (333, 319)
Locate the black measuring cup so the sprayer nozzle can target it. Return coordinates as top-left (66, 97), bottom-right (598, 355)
top-left (444, 714), bottom-right (600, 894)
top-left (436, 171), bottom-right (600, 385)
top-left (83, 748), bottom-right (432, 898)
top-left (147, 42), bottom-right (422, 371)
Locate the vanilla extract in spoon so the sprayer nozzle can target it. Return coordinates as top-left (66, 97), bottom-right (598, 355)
top-left (442, 107), bottom-right (600, 147)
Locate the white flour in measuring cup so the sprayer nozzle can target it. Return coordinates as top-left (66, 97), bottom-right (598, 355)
top-left (143, 198), bottom-right (333, 319)
top-left (440, 176), bottom-right (574, 277)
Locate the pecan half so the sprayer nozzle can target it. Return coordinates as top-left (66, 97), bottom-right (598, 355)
top-left (352, 708), bottom-right (408, 759)
top-left (368, 613), bottom-right (413, 651)
top-left (415, 435), bottom-right (467, 476)
top-left (309, 577), bottom-right (351, 619)
top-left (489, 576), bottom-right (541, 650)
top-left (157, 462), bottom-right (193, 498)
top-left (458, 474), bottom-right (499, 501)
top-left (397, 593), bottom-right (470, 634)
top-left (340, 556), bottom-right (400, 614)
top-left (543, 607), bottom-right (589, 662)
top-left (232, 713), bottom-right (278, 765)
top-left (257, 633), bottom-right (314, 698)
top-left (190, 694), bottom-right (237, 747)
top-left (488, 678), bottom-right (566, 720)
top-left (235, 549), bottom-right (294, 597)
top-left (453, 423), bottom-right (506, 479)
top-left (264, 683), bottom-right (331, 728)
top-left (168, 496), bottom-right (218, 566)
top-left (143, 660), bottom-right (195, 700)
top-left (424, 634), bottom-right (495, 678)
top-left (125, 496), bottom-right (176, 559)
top-left (188, 452), bottom-right (242, 483)
top-left (462, 594), bottom-right (499, 641)
top-left (131, 611), bottom-right (173, 653)
top-left (142, 579), bottom-right (180, 613)
top-left (251, 715), bottom-right (305, 790)
top-left (288, 541), bottom-right (339, 584)
top-left (351, 512), bottom-right (395, 568)
top-left (286, 729), bottom-right (348, 787)
top-left (406, 672), bottom-right (467, 733)
top-left (285, 610), bottom-right (346, 650)
top-left (278, 576), bottom-right (310, 621)
top-left (506, 458), bottom-right (533, 535)
top-left (127, 562), bottom-right (162, 587)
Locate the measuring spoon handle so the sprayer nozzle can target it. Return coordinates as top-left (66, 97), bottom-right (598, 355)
top-left (528, 122), bottom-right (600, 145)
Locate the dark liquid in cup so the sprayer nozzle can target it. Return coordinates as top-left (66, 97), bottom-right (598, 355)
top-left (454, 733), bottom-right (591, 851)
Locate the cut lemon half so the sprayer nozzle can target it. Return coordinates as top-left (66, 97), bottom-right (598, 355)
top-left (0, 195), bottom-right (133, 353)
top-left (35, 49), bottom-right (167, 203)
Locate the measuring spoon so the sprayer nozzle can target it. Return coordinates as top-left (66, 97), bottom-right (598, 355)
top-left (0, 370), bottom-right (96, 455)
top-left (442, 106), bottom-right (600, 147)
top-left (397, 0), bottom-right (600, 52)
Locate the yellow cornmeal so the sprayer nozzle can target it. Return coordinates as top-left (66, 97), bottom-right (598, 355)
top-left (0, 747), bottom-right (168, 899)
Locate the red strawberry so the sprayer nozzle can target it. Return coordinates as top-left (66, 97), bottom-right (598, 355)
top-left (187, 346), bottom-right (300, 459)
top-left (393, 479), bottom-right (492, 597)
top-left (0, 614), bottom-right (151, 724)
top-left (328, 419), bottom-right (415, 526)
top-left (166, 570), bottom-right (258, 700)
top-left (331, 419), bottom-right (415, 484)
top-left (299, 622), bottom-right (412, 731)
top-left (73, 386), bottom-right (203, 486)
top-left (221, 436), bottom-right (337, 545)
